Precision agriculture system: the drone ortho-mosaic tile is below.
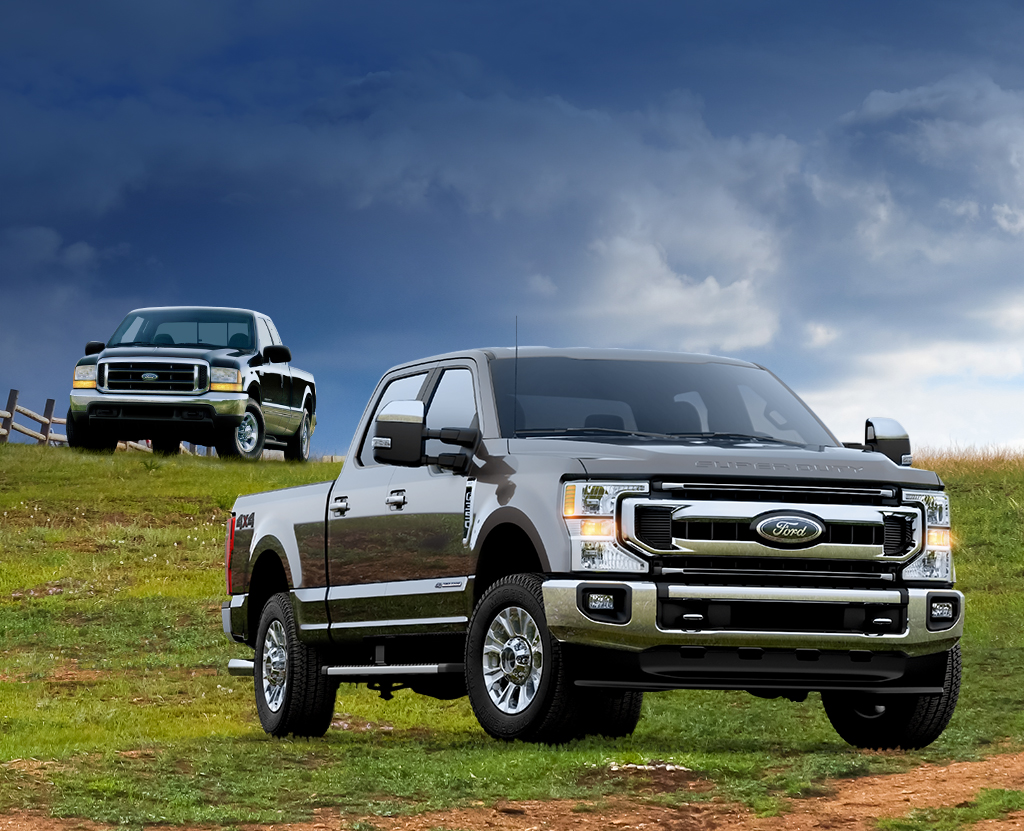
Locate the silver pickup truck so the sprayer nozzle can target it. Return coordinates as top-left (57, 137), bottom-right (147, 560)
top-left (222, 347), bottom-right (962, 748)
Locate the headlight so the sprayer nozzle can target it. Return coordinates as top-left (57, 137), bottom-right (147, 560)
top-left (902, 490), bottom-right (953, 583)
top-left (210, 367), bottom-right (243, 392)
top-left (73, 364), bottom-right (97, 389)
top-left (563, 482), bottom-right (649, 573)
top-left (903, 550), bottom-right (953, 581)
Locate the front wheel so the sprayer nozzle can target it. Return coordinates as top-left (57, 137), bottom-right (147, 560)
top-left (284, 410), bottom-right (311, 462)
top-left (216, 399), bottom-right (265, 460)
top-left (465, 574), bottom-right (582, 743)
top-left (254, 592), bottom-right (338, 738)
top-left (822, 644), bottom-right (961, 750)
top-left (66, 409), bottom-right (116, 452)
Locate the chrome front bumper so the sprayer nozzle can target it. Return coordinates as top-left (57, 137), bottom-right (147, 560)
top-left (70, 390), bottom-right (249, 418)
top-left (542, 580), bottom-right (963, 658)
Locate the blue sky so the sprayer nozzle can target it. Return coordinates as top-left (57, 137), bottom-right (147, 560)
top-left (4, 1), bottom-right (1024, 454)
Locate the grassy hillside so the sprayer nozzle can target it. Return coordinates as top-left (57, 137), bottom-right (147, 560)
top-left (1, 444), bottom-right (1024, 829)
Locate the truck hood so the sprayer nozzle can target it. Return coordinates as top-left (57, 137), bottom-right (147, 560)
top-left (97, 345), bottom-right (252, 363)
top-left (506, 438), bottom-right (942, 487)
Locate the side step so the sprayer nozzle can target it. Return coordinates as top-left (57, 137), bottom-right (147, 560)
top-left (323, 663), bottom-right (464, 677)
top-left (227, 659), bottom-right (464, 679)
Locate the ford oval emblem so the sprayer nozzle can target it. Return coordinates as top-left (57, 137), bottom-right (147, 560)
top-left (753, 513), bottom-right (825, 545)
top-left (141, 372), bottom-right (159, 381)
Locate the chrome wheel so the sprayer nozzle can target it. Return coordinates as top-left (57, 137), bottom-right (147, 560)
top-left (261, 619), bottom-right (288, 713)
top-left (237, 412), bottom-right (259, 454)
top-left (482, 605), bottom-right (544, 714)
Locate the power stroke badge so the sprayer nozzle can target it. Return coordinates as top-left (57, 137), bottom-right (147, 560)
top-left (753, 512), bottom-right (825, 545)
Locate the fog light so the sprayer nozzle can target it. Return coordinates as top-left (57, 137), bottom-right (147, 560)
top-left (586, 592), bottom-right (615, 611)
top-left (931, 601), bottom-right (954, 620)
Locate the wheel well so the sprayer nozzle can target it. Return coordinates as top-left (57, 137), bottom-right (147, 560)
top-left (246, 551), bottom-right (289, 646)
top-left (473, 524), bottom-right (543, 605)
top-left (247, 383), bottom-right (261, 404)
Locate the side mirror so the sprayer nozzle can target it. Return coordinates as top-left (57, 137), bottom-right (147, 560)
top-left (85, 341), bottom-right (105, 355)
top-left (372, 399), bottom-right (480, 472)
top-left (373, 400), bottom-right (426, 467)
top-left (263, 344), bottom-right (292, 364)
top-left (865, 417), bottom-right (912, 466)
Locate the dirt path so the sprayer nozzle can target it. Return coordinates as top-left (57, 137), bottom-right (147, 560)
top-left (5, 751), bottom-right (1024, 830)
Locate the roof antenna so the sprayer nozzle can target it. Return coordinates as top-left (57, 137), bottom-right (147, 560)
top-left (513, 315), bottom-right (519, 438)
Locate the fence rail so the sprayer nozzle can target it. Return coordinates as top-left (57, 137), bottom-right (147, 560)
top-left (0, 390), bottom-right (67, 446)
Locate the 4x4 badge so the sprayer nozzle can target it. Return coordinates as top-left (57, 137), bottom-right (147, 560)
top-left (753, 513), bottom-right (824, 545)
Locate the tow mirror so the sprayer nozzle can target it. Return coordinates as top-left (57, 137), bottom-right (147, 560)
top-left (865, 417), bottom-right (912, 467)
top-left (372, 399), bottom-right (480, 472)
top-left (85, 341), bottom-right (105, 355)
top-left (263, 344), bottom-right (292, 363)
top-left (373, 400), bottom-right (426, 467)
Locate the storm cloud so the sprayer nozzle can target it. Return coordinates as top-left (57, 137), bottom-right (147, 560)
top-left (3, 2), bottom-right (1024, 451)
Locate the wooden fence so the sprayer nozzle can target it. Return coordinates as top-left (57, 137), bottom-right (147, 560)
top-left (0, 390), bottom-right (67, 446)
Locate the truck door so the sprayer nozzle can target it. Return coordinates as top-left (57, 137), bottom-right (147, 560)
top-left (325, 371), bottom-right (429, 639)
top-left (380, 366), bottom-right (479, 622)
top-left (255, 317), bottom-right (290, 434)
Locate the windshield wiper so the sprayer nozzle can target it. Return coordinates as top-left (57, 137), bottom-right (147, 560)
top-left (513, 427), bottom-right (677, 440)
top-left (670, 432), bottom-right (807, 447)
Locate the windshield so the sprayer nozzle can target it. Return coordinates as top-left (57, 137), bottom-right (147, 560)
top-left (107, 309), bottom-right (255, 351)
top-left (490, 356), bottom-right (838, 447)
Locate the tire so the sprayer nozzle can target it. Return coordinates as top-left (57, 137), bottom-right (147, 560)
top-left (822, 643), bottom-right (961, 750)
top-left (253, 592), bottom-right (338, 738)
top-left (66, 409), bottom-right (116, 452)
top-left (284, 410), bottom-right (311, 462)
top-left (216, 399), bottom-right (265, 460)
top-left (151, 437), bottom-right (181, 456)
top-left (578, 689), bottom-right (644, 738)
top-left (465, 574), bottom-right (582, 744)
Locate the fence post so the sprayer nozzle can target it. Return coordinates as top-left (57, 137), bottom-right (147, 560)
top-left (39, 399), bottom-right (55, 444)
top-left (0, 389), bottom-right (17, 445)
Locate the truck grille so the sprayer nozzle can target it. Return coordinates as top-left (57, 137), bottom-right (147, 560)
top-left (657, 597), bottom-right (906, 634)
top-left (657, 483), bottom-right (897, 506)
top-left (100, 361), bottom-right (209, 394)
top-left (627, 482), bottom-right (921, 564)
top-left (653, 555), bottom-right (899, 586)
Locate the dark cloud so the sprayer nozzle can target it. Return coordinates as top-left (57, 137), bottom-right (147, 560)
top-left (5, 3), bottom-right (1024, 450)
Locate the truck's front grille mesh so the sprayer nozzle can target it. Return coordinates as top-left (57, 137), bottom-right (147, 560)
top-left (102, 362), bottom-right (208, 394)
top-left (635, 506), bottom-right (673, 549)
top-left (659, 483), bottom-right (897, 506)
top-left (883, 515), bottom-right (915, 556)
top-left (672, 520), bottom-right (886, 549)
top-left (654, 555), bottom-right (899, 586)
top-left (637, 514), bottom-right (909, 556)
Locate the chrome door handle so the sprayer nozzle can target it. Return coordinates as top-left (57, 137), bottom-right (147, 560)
top-left (330, 496), bottom-right (350, 517)
top-left (385, 490), bottom-right (407, 509)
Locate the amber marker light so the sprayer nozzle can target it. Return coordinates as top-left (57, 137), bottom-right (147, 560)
top-left (927, 528), bottom-right (952, 549)
top-left (210, 368), bottom-right (243, 392)
top-left (563, 484), bottom-right (576, 517)
top-left (580, 518), bottom-right (614, 537)
top-left (73, 365), bottom-right (97, 389)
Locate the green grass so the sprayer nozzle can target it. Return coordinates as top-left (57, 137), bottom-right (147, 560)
top-left (2, 444), bottom-right (1024, 828)
top-left (877, 788), bottom-right (1024, 830)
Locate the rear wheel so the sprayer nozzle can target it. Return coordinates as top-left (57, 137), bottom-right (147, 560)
top-left (822, 644), bottom-right (961, 750)
top-left (216, 399), bottom-right (265, 460)
top-left (284, 410), bottom-right (311, 462)
top-left (151, 437), bottom-right (181, 456)
top-left (254, 592), bottom-right (338, 738)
